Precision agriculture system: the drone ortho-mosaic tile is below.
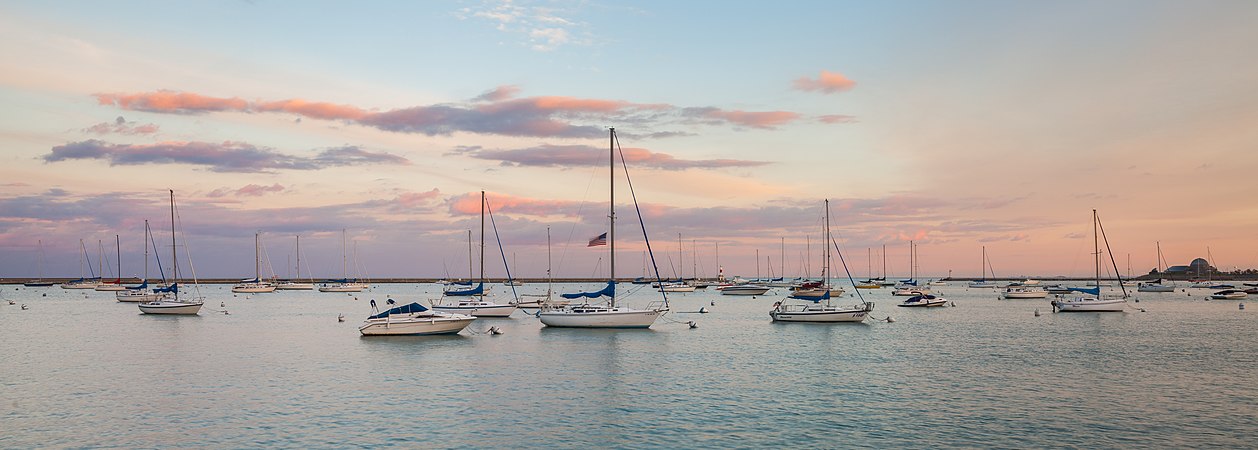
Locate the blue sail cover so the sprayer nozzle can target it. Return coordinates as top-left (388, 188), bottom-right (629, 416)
top-left (125, 280), bottom-right (149, 290)
top-left (446, 282), bottom-right (484, 296)
top-left (325, 278), bottom-right (357, 283)
top-left (1069, 286), bottom-right (1100, 296)
top-left (900, 279), bottom-right (917, 286)
top-left (561, 281), bottom-right (616, 299)
top-left (367, 302), bottom-right (429, 319)
top-left (451, 280), bottom-right (473, 286)
top-left (154, 283), bottom-right (178, 293)
top-left (789, 289), bottom-right (831, 302)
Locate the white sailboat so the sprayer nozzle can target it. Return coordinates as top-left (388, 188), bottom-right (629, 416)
top-left (892, 241), bottom-right (930, 296)
top-left (117, 220), bottom-right (171, 303)
top-left (319, 229), bottom-right (368, 292)
top-left (1051, 210), bottom-right (1128, 312)
top-left (232, 232), bottom-right (276, 293)
top-left (275, 235), bottom-right (316, 290)
top-left (95, 236), bottom-right (127, 291)
top-left (967, 246), bottom-right (999, 289)
top-left (61, 239), bottom-right (100, 289)
top-left (512, 227), bottom-right (567, 310)
top-left (432, 191), bottom-right (518, 318)
top-left (538, 128), bottom-right (668, 328)
top-left (139, 190), bottom-right (204, 315)
top-left (1137, 241), bottom-right (1175, 292)
top-left (770, 199), bottom-right (874, 322)
top-left (23, 240), bottom-right (56, 287)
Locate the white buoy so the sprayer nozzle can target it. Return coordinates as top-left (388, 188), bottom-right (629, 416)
top-left (1034, 309), bottom-right (1041, 317)
top-left (885, 317), bottom-right (896, 323)
top-left (220, 302), bottom-right (225, 307)
top-left (7, 300), bottom-right (14, 305)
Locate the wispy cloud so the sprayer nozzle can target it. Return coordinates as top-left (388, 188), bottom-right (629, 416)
top-left (793, 70), bottom-right (856, 94)
top-left (456, 144), bottom-right (771, 170)
top-left (818, 114), bottom-right (857, 124)
top-left (43, 140), bottom-right (409, 173)
top-left (447, 191), bottom-right (584, 217)
top-left (208, 183), bottom-right (285, 198)
top-left (82, 116), bottom-right (160, 135)
top-left (94, 89), bottom-right (805, 138)
top-left (458, 1), bottom-right (589, 51)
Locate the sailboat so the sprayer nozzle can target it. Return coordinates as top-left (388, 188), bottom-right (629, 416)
top-left (232, 232), bottom-right (277, 293)
top-left (432, 191), bottom-right (519, 318)
top-left (503, 254), bottom-right (524, 286)
top-left (95, 236), bottom-right (127, 291)
top-left (1051, 209), bottom-right (1128, 312)
top-left (512, 227), bottom-right (567, 310)
top-left (117, 220), bottom-right (172, 303)
top-left (139, 190), bottom-right (205, 315)
top-left (892, 241), bottom-right (929, 296)
top-left (789, 221), bottom-right (846, 300)
top-left (276, 235), bottom-right (316, 290)
top-left (61, 239), bottom-right (99, 289)
top-left (1138, 242), bottom-right (1175, 292)
top-left (854, 248), bottom-right (881, 289)
top-left (319, 229), bottom-right (368, 292)
top-left (771, 199), bottom-right (873, 322)
top-left (967, 246), bottom-right (998, 288)
top-left (660, 234), bottom-right (696, 292)
top-left (23, 240), bottom-right (56, 287)
top-left (538, 128), bottom-right (668, 328)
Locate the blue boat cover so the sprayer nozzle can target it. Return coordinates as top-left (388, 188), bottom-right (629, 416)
top-left (900, 279), bottom-right (917, 286)
top-left (1069, 287), bottom-right (1100, 296)
top-left (789, 290), bottom-right (830, 302)
top-left (561, 281), bottom-right (616, 299)
top-left (154, 283), bottom-right (178, 293)
top-left (446, 282), bottom-right (484, 296)
top-left (325, 278), bottom-right (358, 283)
top-left (125, 280), bottom-right (149, 290)
top-left (451, 280), bottom-right (473, 286)
top-left (368, 302), bottom-right (429, 319)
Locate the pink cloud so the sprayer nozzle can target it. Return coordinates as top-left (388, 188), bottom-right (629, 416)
top-left (685, 107), bottom-right (800, 129)
top-left (395, 188), bottom-right (442, 208)
top-left (255, 99), bottom-right (369, 120)
top-left (447, 192), bottom-right (582, 217)
top-left (460, 144), bottom-right (770, 170)
top-left (95, 91), bottom-right (249, 114)
top-left (44, 140), bottom-right (408, 173)
top-left (818, 114), bottom-right (857, 124)
top-left (207, 183), bottom-right (285, 198)
top-left (793, 70), bottom-right (857, 94)
top-left (473, 85), bottom-right (522, 102)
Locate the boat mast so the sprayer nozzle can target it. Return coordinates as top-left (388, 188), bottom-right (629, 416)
top-left (340, 228), bottom-right (348, 280)
top-left (823, 199), bottom-right (830, 286)
top-left (881, 244), bottom-right (886, 280)
top-left (254, 231), bottom-right (261, 281)
top-left (170, 189), bottom-right (178, 301)
top-left (546, 226), bottom-right (552, 298)
top-left (142, 221), bottom-right (149, 281)
top-left (608, 128), bottom-right (616, 307)
top-left (781, 236), bottom-right (785, 280)
top-left (678, 233), bottom-right (683, 280)
top-left (480, 190), bottom-right (486, 289)
top-left (115, 234), bottom-right (121, 283)
top-left (692, 239), bottom-right (698, 281)
top-left (1093, 209), bottom-right (1100, 290)
top-left (982, 246), bottom-right (987, 281)
top-left (467, 229), bottom-right (473, 282)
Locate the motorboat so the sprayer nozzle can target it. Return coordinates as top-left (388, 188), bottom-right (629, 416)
top-left (892, 286), bottom-right (930, 296)
top-left (431, 298), bottom-right (518, 317)
top-left (1003, 286), bottom-right (1048, 299)
top-left (720, 284), bottom-right (770, 296)
top-left (1137, 280), bottom-right (1175, 293)
top-left (1209, 289), bottom-right (1247, 300)
top-left (359, 302), bottom-right (475, 336)
top-left (897, 294), bottom-right (948, 307)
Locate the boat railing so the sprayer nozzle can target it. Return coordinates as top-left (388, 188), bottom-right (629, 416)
top-left (647, 301), bottom-right (669, 312)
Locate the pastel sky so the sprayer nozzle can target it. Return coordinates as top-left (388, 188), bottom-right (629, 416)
top-left (3, 0), bottom-right (1257, 280)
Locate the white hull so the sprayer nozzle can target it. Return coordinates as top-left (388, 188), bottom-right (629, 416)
top-left (1052, 297), bottom-right (1126, 312)
top-left (538, 307), bottom-right (661, 328)
top-left (770, 304), bottom-right (870, 322)
top-left (319, 283), bottom-right (367, 292)
top-left (138, 300), bottom-right (204, 315)
top-left (898, 299), bottom-right (948, 307)
top-left (359, 315), bottom-right (475, 335)
top-left (94, 284), bottom-right (126, 291)
top-left (1003, 292), bottom-right (1049, 299)
top-left (61, 282), bottom-right (98, 289)
top-left (1210, 292), bottom-right (1247, 300)
top-left (1137, 284), bottom-right (1175, 293)
top-left (431, 303), bottom-right (518, 317)
top-left (231, 285), bottom-right (276, 293)
top-left (116, 291), bottom-right (170, 303)
top-left (660, 285), bottom-right (696, 293)
top-left (275, 283), bottom-right (315, 290)
top-left (720, 286), bottom-right (770, 296)
top-left (892, 288), bottom-right (930, 296)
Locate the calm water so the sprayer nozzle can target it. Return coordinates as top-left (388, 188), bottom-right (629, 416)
top-left (2, 282), bottom-right (1255, 448)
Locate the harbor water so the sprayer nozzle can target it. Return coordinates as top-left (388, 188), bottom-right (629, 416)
top-left (2, 283), bottom-right (1255, 448)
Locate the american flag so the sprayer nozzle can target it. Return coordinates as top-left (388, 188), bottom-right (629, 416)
top-left (587, 232), bottom-right (607, 247)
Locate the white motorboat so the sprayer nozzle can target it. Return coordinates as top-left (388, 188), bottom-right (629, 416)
top-left (275, 281), bottom-right (315, 290)
top-left (892, 286), bottom-right (930, 296)
top-left (659, 282), bottom-right (696, 293)
top-left (537, 128), bottom-right (668, 329)
top-left (359, 302), bottom-right (475, 336)
top-left (720, 284), bottom-right (770, 296)
top-left (1209, 289), bottom-right (1247, 300)
top-left (1003, 286), bottom-right (1048, 299)
top-left (897, 294), bottom-right (948, 307)
top-left (967, 281), bottom-right (998, 289)
top-left (1051, 210), bottom-right (1129, 313)
top-left (1137, 281), bottom-right (1175, 293)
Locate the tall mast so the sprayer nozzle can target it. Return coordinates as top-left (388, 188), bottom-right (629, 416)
top-left (546, 226), bottom-right (552, 297)
top-left (609, 128), bottom-right (616, 307)
top-left (692, 239), bottom-right (697, 281)
top-left (982, 246), bottom-right (987, 280)
top-left (756, 249), bottom-right (760, 280)
top-left (467, 229), bottom-right (473, 281)
top-left (882, 244), bottom-right (887, 279)
top-left (98, 240), bottom-right (103, 280)
top-left (115, 234), bottom-right (121, 283)
top-left (678, 233), bottom-right (683, 280)
top-left (170, 189), bottom-right (178, 301)
top-left (1093, 209), bottom-right (1100, 288)
top-left (341, 229), bottom-right (347, 279)
top-left (781, 236), bottom-right (785, 280)
top-left (296, 235), bottom-right (301, 280)
top-left (824, 199), bottom-right (830, 284)
top-left (142, 221), bottom-right (149, 281)
top-left (255, 231), bottom-right (261, 280)
top-left (480, 190), bottom-right (485, 286)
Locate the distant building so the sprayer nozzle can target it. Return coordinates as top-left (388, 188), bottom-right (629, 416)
top-left (1163, 258), bottom-right (1214, 275)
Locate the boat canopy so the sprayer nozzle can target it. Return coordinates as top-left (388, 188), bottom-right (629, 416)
top-left (1068, 286), bottom-right (1100, 296)
top-left (446, 282), bottom-right (484, 296)
top-left (908, 294), bottom-right (937, 301)
top-left (154, 283), bottom-right (178, 293)
top-left (561, 281), bottom-right (616, 299)
top-left (125, 280), bottom-right (149, 290)
top-left (368, 302), bottom-right (429, 319)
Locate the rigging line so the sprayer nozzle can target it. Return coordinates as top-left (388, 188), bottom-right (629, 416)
top-left (555, 151), bottom-right (603, 280)
top-left (830, 235), bottom-right (867, 304)
top-left (484, 196), bottom-right (519, 302)
top-left (1095, 211), bottom-right (1129, 298)
top-left (149, 222), bottom-right (167, 283)
top-left (615, 130), bottom-right (668, 306)
top-left (173, 195), bottom-right (204, 301)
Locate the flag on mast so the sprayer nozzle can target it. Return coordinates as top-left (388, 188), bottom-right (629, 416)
top-left (588, 232), bottom-right (608, 247)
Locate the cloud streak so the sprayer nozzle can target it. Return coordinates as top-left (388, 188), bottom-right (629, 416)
top-left (457, 144), bottom-right (771, 170)
top-left (43, 140), bottom-right (409, 173)
top-left (94, 89), bottom-right (805, 138)
top-left (793, 70), bottom-right (856, 94)
top-left (82, 116), bottom-right (160, 135)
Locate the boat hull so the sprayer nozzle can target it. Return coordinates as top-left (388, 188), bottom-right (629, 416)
top-left (319, 284), bottom-right (367, 292)
top-left (1051, 298), bottom-right (1126, 312)
top-left (432, 304), bottom-right (519, 317)
top-left (61, 282), bottom-right (98, 290)
top-left (770, 306), bottom-right (870, 322)
top-left (138, 301), bottom-right (204, 315)
top-left (231, 285), bottom-right (276, 293)
top-left (94, 284), bottom-right (126, 292)
top-left (275, 283), bottom-right (315, 290)
top-left (897, 300), bottom-right (948, 307)
top-left (720, 286), bottom-right (770, 296)
top-left (1137, 284), bottom-right (1175, 293)
top-left (23, 282), bottom-right (55, 287)
top-left (538, 308), bottom-right (661, 328)
top-left (358, 316), bottom-right (475, 335)
top-left (116, 292), bottom-right (170, 303)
